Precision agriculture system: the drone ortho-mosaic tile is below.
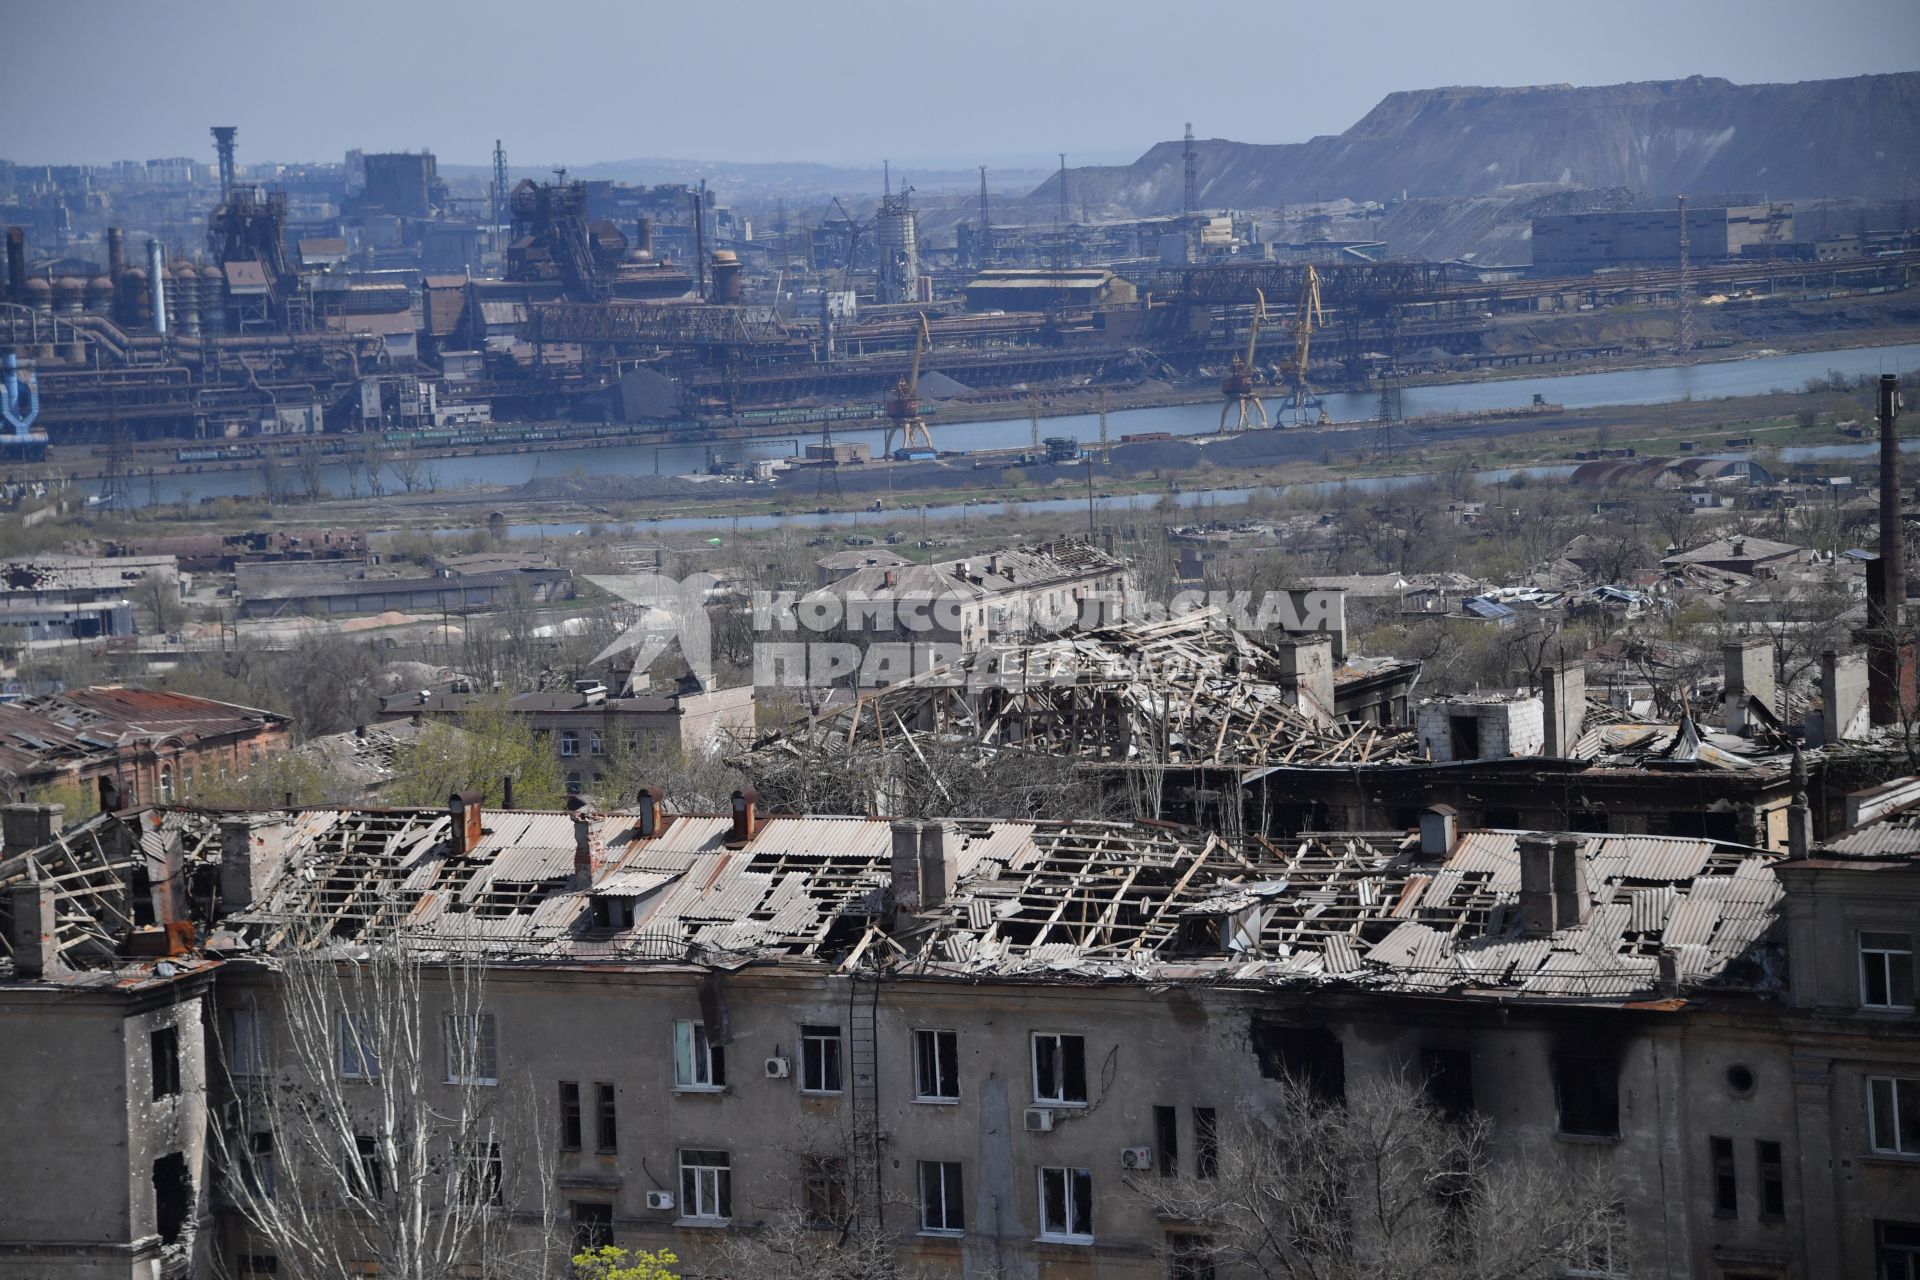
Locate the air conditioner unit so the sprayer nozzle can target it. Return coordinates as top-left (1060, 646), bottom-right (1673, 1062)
top-left (645, 1190), bottom-right (675, 1212)
top-left (764, 1055), bottom-right (792, 1079)
top-left (1023, 1107), bottom-right (1055, 1133)
top-left (1120, 1146), bottom-right (1153, 1170)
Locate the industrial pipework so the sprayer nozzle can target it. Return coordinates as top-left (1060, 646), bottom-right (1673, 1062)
top-left (147, 239), bottom-right (168, 335)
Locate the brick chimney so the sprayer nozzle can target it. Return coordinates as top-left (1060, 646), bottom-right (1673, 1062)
top-left (1550, 835), bottom-right (1590, 930)
top-left (449, 791), bottom-right (484, 855)
top-left (918, 820), bottom-right (958, 910)
top-left (569, 795), bottom-right (601, 884)
top-left (219, 815), bottom-right (288, 912)
top-left (1516, 834), bottom-right (1557, 937)
top-left (729, 788), bottom-right (759, 845)
top-left (1, 802), bottom-right (64, 856)
top-left (890, 819), bottom-right (924, 911)
top-left (6, 878), bottom-right (60, 977)
top-left (635, 787), bottom-right (665, 839)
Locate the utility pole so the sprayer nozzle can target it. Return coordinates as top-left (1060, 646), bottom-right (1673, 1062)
top-left (1097, 386), bottom-right (1110, 461)
top-left (1675, 194), bottom-right (1694, 358)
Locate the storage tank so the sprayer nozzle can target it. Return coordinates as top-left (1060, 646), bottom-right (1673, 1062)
top-left (118, 266), bottom-right (149, 326)
top-left (199, 262), bottom-right (224, 334)
top-left (24, 275), bottom-right (52, 316)
top-left (874, 201), bottom-right (918, 304)
top-left (172, 261), bottom-right (200, 336)
top-left (52, 276), bottom-right (84, 315)
top-left (84, 273), bottom-right (113, 314)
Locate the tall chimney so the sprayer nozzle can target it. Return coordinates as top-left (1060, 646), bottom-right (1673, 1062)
top-left (728, 787), bottom-right (757, 844)
top-left (7, 878), bottom-right (60, 977)
top-left (635, 216), bottom-right (653, 256)
top-left (1878, 372), bottom-right (1902, 631)
top-left (635, 787), bottom-right (664, 838)
top-left (569, 795), bottom-right (599, 884)
top-left (449, 790), bottom-right (483, 855)
top-left (5, 227), bottom-right (24, 298)
top-left (107, 227), bottom-right (125, 281)
top-left (147, 239), bottom-right (168, 335)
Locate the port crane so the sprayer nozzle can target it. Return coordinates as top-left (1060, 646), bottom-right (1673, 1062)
top-left (1218, 288), bottom-right (1268, 431)
top-left (882, 312), bottom-right (935, 458)
top-left (1281, 265), bottom-right (1329, 426)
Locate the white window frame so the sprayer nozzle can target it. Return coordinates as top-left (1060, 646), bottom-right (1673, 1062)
top-left (337, 1011), bottom-right (380, 1080)
top-left (1031, 1032), bottom-right (1088, 1107)
top-left (588, 731), bottom-right (605, 757)
top-left (452, 1140), bottom-right (503, 1207)
top-left (444, 1013), bottom-right (499, 1086)
top-left (800, 1024), bottom-right (844, 1094)
top-left (1868, 1075), bottom-right (1920, 1156)
top-left (1860, 931), bottom-right (1916, 1010)
top-left (1037, 1165), bottom-right (1093, 1243)
top-left (679, 1149), bottom-right (731, 1221)
top-left (229, 1007), bottom-right (268, 1077)
top-left (559, 731), bottom-right (579, 758)
top-left (918, 1160), bottom-right (964, 1235)
top-left (914, 1028), bottom-right (960, 1102)
top-left (673, 1019), bottom-right (725, 1091)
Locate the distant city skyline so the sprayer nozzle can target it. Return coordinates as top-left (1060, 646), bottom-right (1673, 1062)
top-left (8, 0), bottom-right (1917, 170)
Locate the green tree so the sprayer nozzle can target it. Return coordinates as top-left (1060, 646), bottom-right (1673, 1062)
top-left (571, 1246), bottom-right (678, 1280)
top-left (387, 691), bottom-right (565, 809)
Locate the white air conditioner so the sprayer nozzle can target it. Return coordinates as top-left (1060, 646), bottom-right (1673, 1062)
top-left (764, 1055), bottom-right (792, 1079)
top-left (645, 1190), bottom-right (675, 1212)
top-left (1023, 1107), bottom-right (1055, 1133)
top-left (1120, 1146), bottom-right (1153, 1170)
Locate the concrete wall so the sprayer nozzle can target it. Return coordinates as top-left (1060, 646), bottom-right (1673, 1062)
top-left (1416, 698), bottom-right (1545, 762)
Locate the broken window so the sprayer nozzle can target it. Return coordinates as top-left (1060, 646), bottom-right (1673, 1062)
top-left (1756, 1139), bottom-right (1785, 1222)
top-left (229, 1007), bottom-right (268, 1077)
top-left (245, 1133), bottom-right (276, 1200)
top-left (680, 1149), bottom-right (731, 1220)
top-left (571, 1201), bottom-right (613, 1252)
top-left (913, 1029), bottom-right (959, 1101)
top-left (1875, 1221), bottom-right (1920, 1279)
top-left (559, 1081), bottom-right (582, 1151)
top-left (1860, 931), bottom-right (1916, 1010)
top-left (1421, 1047), bottom-right (1475, 1118)
top-left (918, 1160), bottom-right (964, 1233)
top-left (1710, 1136), bottom-right (1737, 1217)
top-left (1869, 1077), bottom-right (1920, 1155)
top-left (801, 1155), bottom-right (850, 1228)
top-left (454, 1141), bottom-right (503, 1207)
top-left (595, 1083), bottom-right (617, 1152)
top-left (337, 1012), bottom-right (379, 1080)
top-left (1249, 1022), bottom-right (1345, 1101)
top-left (1553, 1054), bottom-right (1620, 1138)
top-left (1038, 1166), bottom-right (1093, 1241)
top-left (1194, 1107), bottom-right (1218, 1179)
top-left (560, 731), bottom-right (580, 757)
top-left (801, 1024), bottom-right (843, 1093)
top-left (444, 1013), bottom-right (499, 1085)
top-left (1154, 1105), bottom-right (1179, 1177)
top-left (1169, 1234), bottom-right (1217, 1280)
top-left (151, 1025), bottom-right (180, 1099)
top-left (1032, 1033), bottom-right (1087, 1106)
top-left (352, 1135), bottom-right (386, 1201)
top-left (152, 1152), bottom-right (192, 1245)
top-left (673, 1020), bottom-right (725, 1090)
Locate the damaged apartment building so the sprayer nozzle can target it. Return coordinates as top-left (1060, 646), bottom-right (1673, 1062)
top-left (1, 775), bottom-right (1916, 1279)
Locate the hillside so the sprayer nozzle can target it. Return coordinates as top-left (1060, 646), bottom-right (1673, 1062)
top-left (1041, 74), bottom-right (1920, 214)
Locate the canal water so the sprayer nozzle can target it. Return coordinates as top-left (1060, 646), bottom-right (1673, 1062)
top-left (102, 341), bottom-right (1920, 511)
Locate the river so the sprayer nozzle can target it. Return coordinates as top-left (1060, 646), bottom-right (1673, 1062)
top-left (102, 340), bottom-right (1920, 512)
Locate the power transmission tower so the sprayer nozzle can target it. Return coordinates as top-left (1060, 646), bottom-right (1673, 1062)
top-left (1675, 194), bottom-right (1695, 358)
top-left (814, 420), bottom-right (842, 502)
top-left (491, 140), bottom-right (509, 247)
top-left (1029, 390), bottom-right (1042, 452)
top-left (1182, 122), bottom-right (1198, 220)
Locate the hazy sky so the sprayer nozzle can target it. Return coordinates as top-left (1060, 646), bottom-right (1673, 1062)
top-left (10, 0), bottom-right (1918, 169)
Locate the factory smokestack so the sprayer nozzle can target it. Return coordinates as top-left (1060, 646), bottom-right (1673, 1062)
top-left (147, 239), bottom-right (168, 335)
top-left (1870, 372), bottom-right (1909, 724)
top-left (5, 227), bottom-right (24, 299)
top-left (107, 227), bottom-right (124, 280)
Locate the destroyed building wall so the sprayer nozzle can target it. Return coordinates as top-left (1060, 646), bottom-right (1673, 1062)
top-left (1415, 697), bottom-right (1545, 762)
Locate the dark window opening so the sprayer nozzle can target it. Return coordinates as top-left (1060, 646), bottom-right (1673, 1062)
top-left (153, 1152), bottom-right (192, 1245)
top-left (1033, 1033), bottom-right (1088, 1104)
top-left (1194, 1107), bottom-right (1219, 1180)
top-left (1877, 1220), bottom-right (1920, 1280)
top-left (571, 1201), bottom-right (614, 1252)
top-left (1570, 808), bottom-right (1610, 833)
top-left (801, 1025), bottom-right (844, 1093)
top-left (353, 1135), bottom-right (386, 1201)
top-left (1711, 1136), bottom-right (1737, 1217)
top-left (1660, 809), bottom-right (1741, 842)
top-left (595, 1082), bottom-right (617, 1152)
top-left (1421, 1047), bottom-right (1474, 1118)
top-left (151, 1025), bottom-right (181, 1099)
top-left (1448, 715), bottom-right (1481, 759)
top-left (1757, 1140), bottom-right (1785, 1222)
top-left (559, 1080), bottom-right (582, 1151)
top-left (236, 1256), bottom-right (277, 1277)
top-left (1249, 1021), bottom-right (1345, 1101)
top-left (1482, 808), bottom-right (1521, 829)
top-left (1154, 1105), bottom-right (1179, 1177)
top-left (1169, 1233), bottom-right (1217, 1280)
top-left (1553, 1054), bottom-right (1620, 1138)
top-left (802, 1155), bottom-right (851, 1229)
top-left (918, 1160), bottom-right (964, 1233)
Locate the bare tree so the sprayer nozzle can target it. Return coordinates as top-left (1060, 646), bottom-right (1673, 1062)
top-left (715, 1119), bottom-right (918, 1280)
top-left (363, 434), bottom-right (391, 499)
top-left (209, 928), bottom-right (565, 1280)
top-left (135, 569), bottom-right (187, 636)
top-left (1133, 1074), bottom-right (1627, 1280)
top-left (297, 442), bottom-right (326, 503)
top-left (390, 442), bottom-right (427, 495)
